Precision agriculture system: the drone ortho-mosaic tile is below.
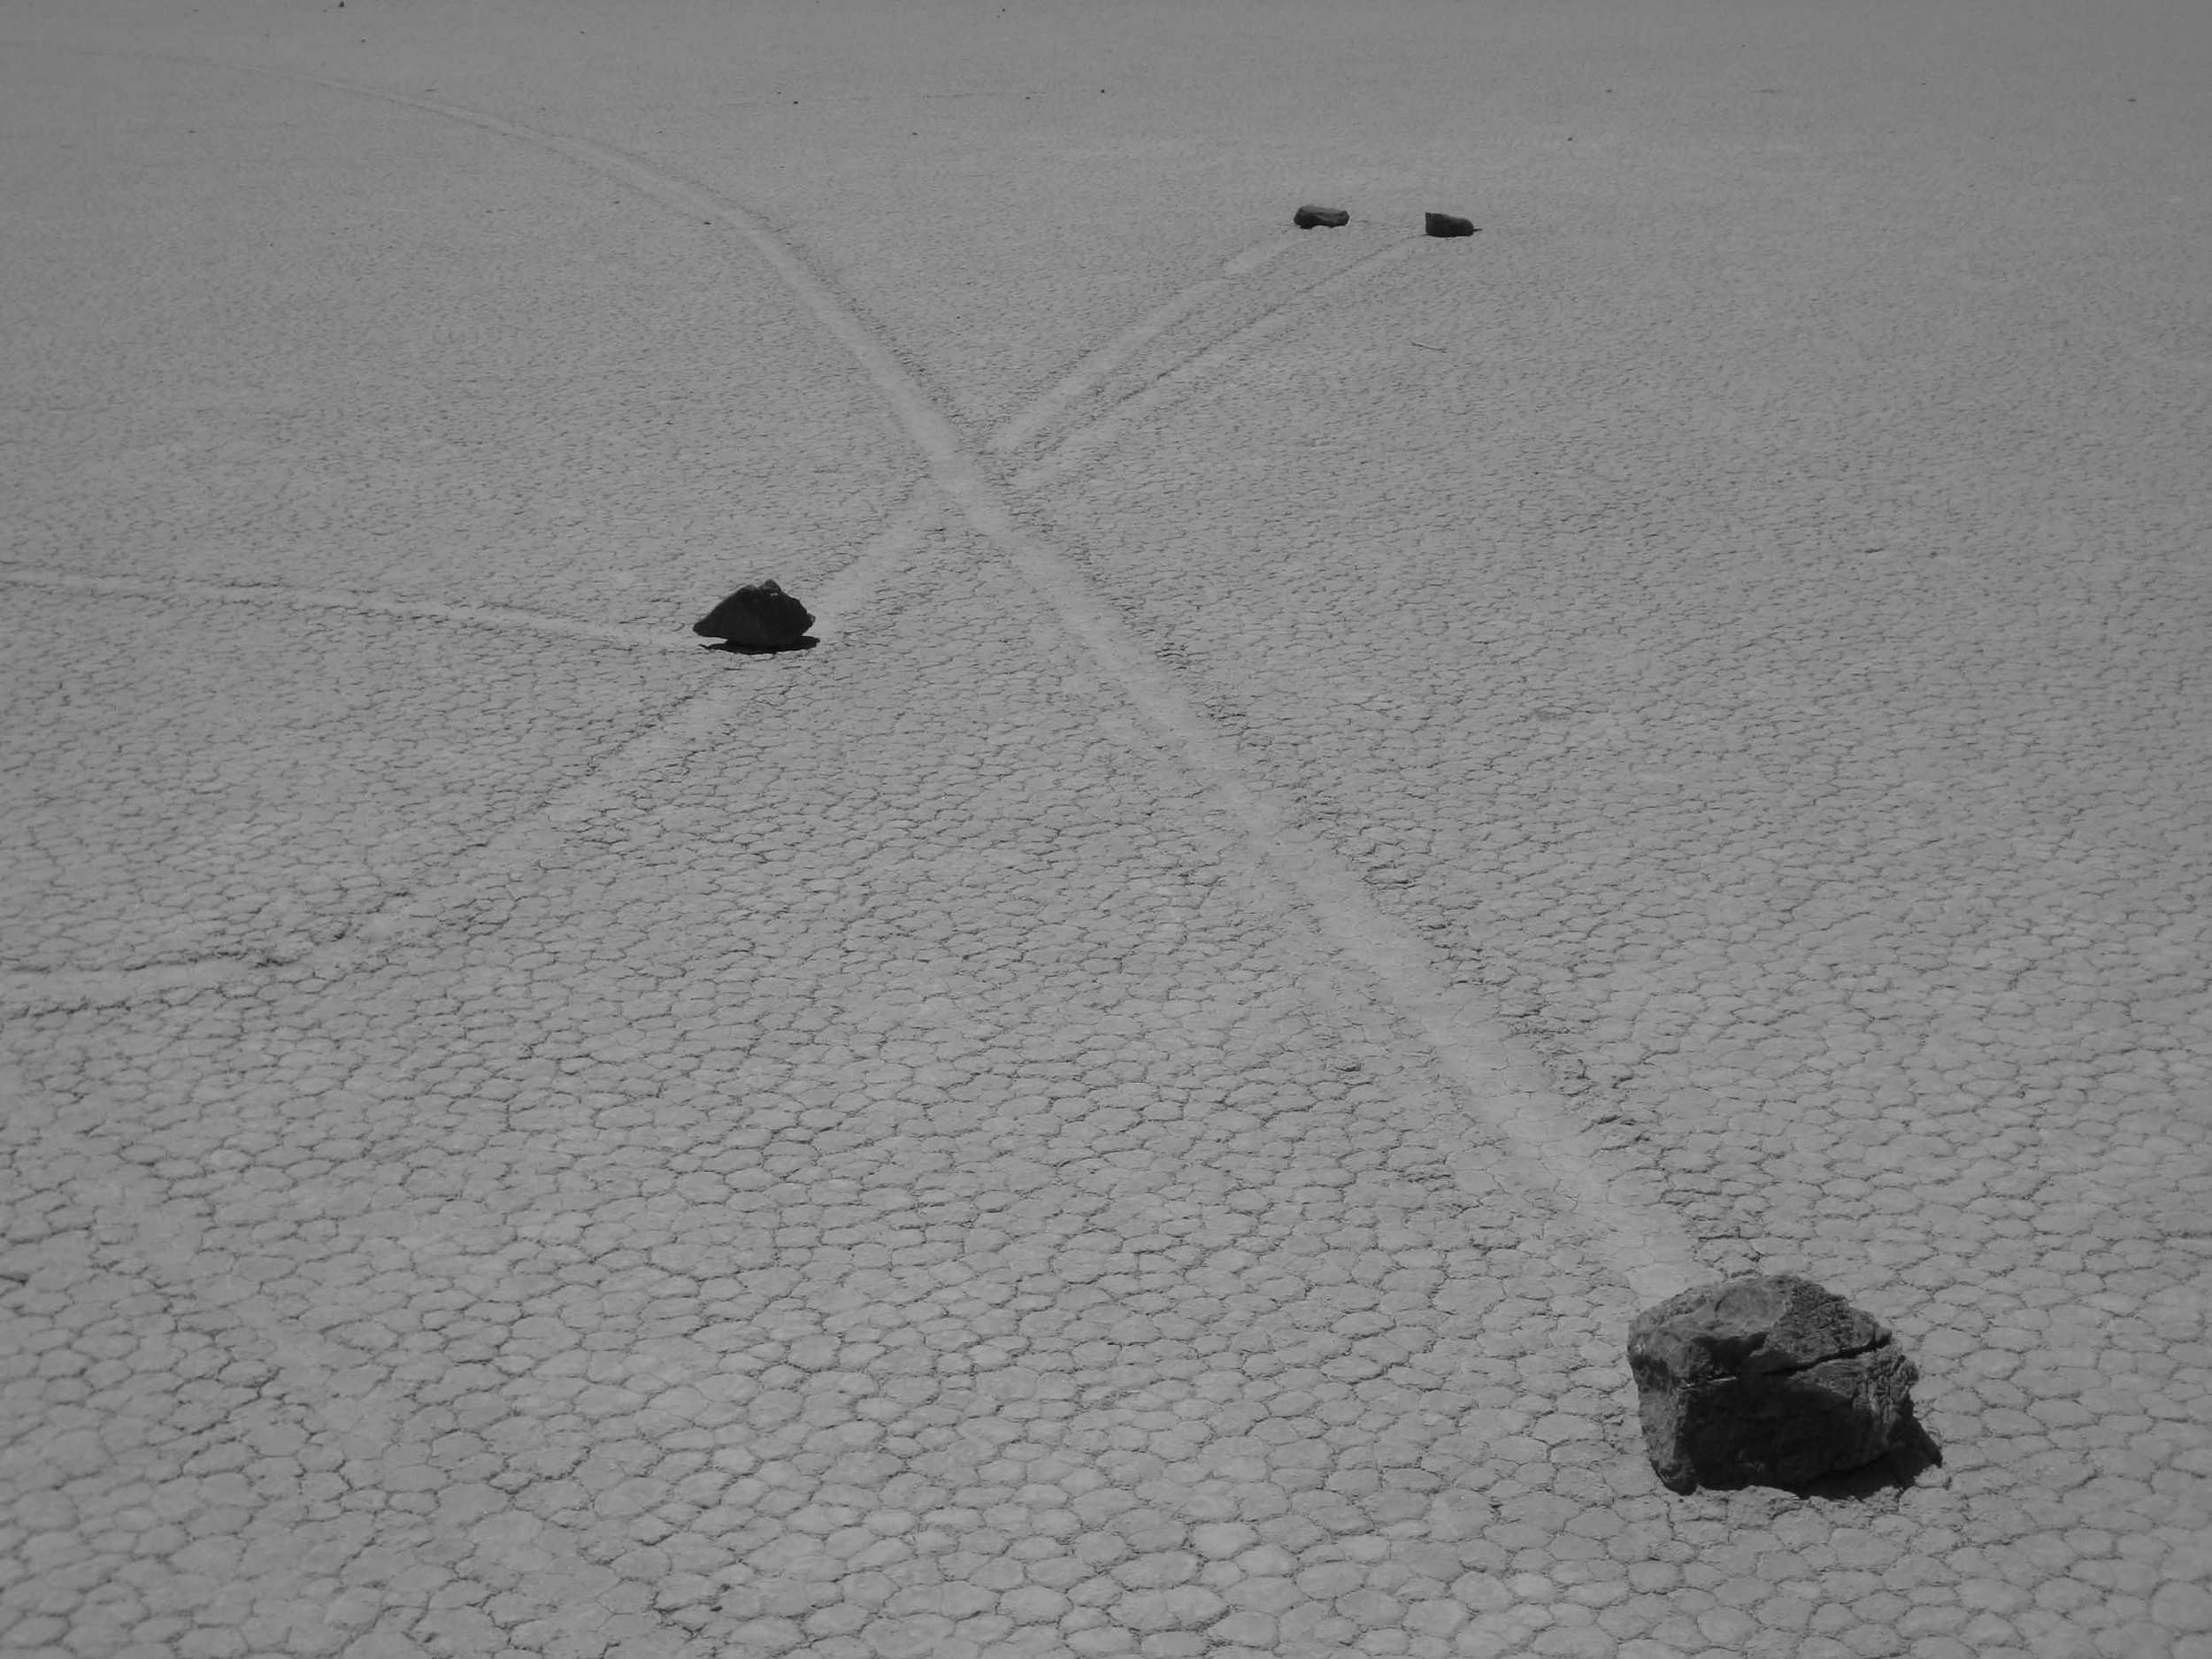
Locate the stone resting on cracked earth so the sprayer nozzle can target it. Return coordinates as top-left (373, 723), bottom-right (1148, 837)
top-left (694, 579), bottom-right (815, 649)
top-left (1626, 1273), bottom-right (1924, 1493)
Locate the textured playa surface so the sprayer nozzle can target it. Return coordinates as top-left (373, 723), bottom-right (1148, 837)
top-left (4, 1), bottom-right (2209, 1656)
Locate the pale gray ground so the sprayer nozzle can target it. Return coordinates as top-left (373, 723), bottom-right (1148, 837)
top-left (2, 1), bottom-right (2208, 1656)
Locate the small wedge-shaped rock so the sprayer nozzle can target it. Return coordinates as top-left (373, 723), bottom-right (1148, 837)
top-left (1626, 1274), bottom-right (1919, 1493)
top-left (1425, 212), bottom-right (1478, 238)
top-left (1294, 205), bottom-right (1350, 228)
top-left (694, 579), bottom-right (814, 649)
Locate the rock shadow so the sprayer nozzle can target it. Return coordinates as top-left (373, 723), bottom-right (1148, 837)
top-left (702, 635), bottom-right (819, 656)
top-left (1666, 1402), bottom-right (1947, 1500)
top-left (1644, 1404), bottom-right (1944, 1502)
top-left (1775, 1404), bottom-right (1945, 1501)
top-left (1646, 1404), bottom-right (1945, 1502)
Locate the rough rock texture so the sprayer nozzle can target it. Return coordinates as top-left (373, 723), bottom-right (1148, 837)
top-left (693, 579), bottom-right (814, 649)
top-left (1293, 204), bottom-right (1350, 228)
top-left (1423, 211), bottom-right (1477, 237)
top-left (1626, 1274), bottom-right (1920, 1492)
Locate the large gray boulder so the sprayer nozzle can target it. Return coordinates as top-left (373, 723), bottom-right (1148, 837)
top-left (1625, 1274), bottom-right (1919, 1492)
top-left (694, 580), bottom-right (814, 649)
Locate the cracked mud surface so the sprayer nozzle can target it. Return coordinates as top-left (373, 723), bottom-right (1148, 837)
top-left (3, 2), bottom-right (2208, 1655)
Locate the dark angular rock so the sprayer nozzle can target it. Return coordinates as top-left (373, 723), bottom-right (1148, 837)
top-left (1294, 205), bottom-right (1351, 229)
top-left (1626, 1274), bottom-right (1919, 1493)
top-left (1424, 212), bottom-right (1478, 238)
top-left (694, 580), bottom-right (814, 649)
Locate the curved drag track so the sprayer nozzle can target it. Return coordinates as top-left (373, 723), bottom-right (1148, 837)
top-left (3, 50), bottom-right (1680, 1310)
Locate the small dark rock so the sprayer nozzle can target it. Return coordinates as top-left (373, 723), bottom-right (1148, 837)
top-left (1424, 212), bottom-right (1478, 238)
top-left (1626, 1274), bottom-right (1919, 1493)
top-left (1294, 205), bottom-right (1351, 229)
top-left (694, 579), bottom-right (814, 649)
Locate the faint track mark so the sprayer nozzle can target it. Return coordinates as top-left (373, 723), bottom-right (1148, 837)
top-left (986, 233), bottom-right (1300, 455)
top-left (255, 488), bottom-right (943, 984)
top-left (0, 1056), bottom-right (682, 1656)
top-left (0, 488), bottom-right (947, 1016)
top-left (0, 565), bottom-right (700, 652)
top-left (0, 958), bottom-right (261, 1012)
top-left (1010, 235), bottom-right (1426, 491)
